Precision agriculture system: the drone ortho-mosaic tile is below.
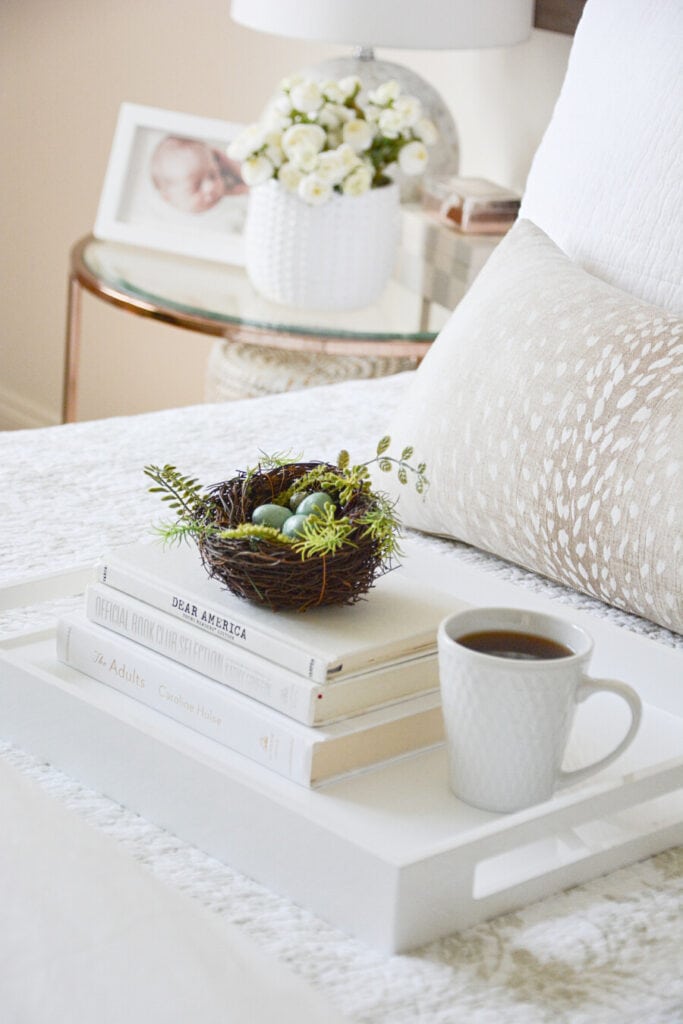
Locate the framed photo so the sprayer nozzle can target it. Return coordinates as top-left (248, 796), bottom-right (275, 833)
top-left (94, 103), bottom-right (248, 264)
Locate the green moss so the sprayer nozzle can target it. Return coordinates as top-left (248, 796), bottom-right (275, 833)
top-left (216, 523), bottom-right (295, 545)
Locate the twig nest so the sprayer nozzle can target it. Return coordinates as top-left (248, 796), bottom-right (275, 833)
top-left (196, 462), bottom-right (388, 612)
top-left (144, 440), bottom-right (427, 614)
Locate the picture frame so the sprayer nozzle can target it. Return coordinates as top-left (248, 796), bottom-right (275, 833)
top-left (94, 103), bottom-right (248, 265)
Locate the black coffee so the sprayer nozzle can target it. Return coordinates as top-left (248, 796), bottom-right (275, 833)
top-left (457, 630), bottom-right (573, 661)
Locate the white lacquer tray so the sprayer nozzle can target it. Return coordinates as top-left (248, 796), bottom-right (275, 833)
top-left (1, 549), bottom-right (682, 953)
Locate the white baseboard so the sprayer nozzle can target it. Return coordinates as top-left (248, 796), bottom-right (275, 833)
top-left (0, 384), bottom-right (60, 431)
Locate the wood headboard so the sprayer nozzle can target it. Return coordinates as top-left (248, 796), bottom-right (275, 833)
top-left (534, 0), bottom-right (587, 34)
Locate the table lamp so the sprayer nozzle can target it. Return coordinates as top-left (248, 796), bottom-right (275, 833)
top-left (230, 0), bottom-right (534, 192)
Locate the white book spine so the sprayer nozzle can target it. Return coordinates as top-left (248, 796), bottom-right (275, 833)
top-left (86, 584), bottom-right (318, 724)
top-left (97, 557), bottom-right (329, 682)
top-left (57, 616), bottom-right (316, 785)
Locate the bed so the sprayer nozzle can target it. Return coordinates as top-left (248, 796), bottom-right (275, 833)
top-left (1, 1), bottom-right (681, 1021)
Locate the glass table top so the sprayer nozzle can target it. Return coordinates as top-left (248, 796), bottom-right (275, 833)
top-left (79, 236), bottom-right (451, 343)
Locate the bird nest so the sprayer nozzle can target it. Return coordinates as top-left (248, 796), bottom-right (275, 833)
top-left (145, 443), bottom-right (426, 613)
top-left (196, 461), bottom-right (386, 611)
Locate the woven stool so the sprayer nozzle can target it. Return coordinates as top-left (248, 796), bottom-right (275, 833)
top-left (205, 339), bottom-right (419, 402)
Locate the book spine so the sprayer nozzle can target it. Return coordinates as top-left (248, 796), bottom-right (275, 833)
top-left (56, 617), bottom-right (315, 786)
top-left (86, 584), bottom-right (318, 725)
top-left (97, 558), bottom-right (329, 683)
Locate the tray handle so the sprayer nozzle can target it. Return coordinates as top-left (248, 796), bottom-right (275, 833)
top-left (471, 759), bottom-right (683, 904)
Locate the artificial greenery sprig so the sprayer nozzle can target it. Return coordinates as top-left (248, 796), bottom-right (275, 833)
top-left (341, 435), bottom-right (428, 493)
top-left (144, 464), bottom-right (205, 516)
top-left (143, 464), bottom-right (215, 546)
top-left (284, 437), bottom-right (428, 509)
top-left (144, 437), bottom-right (426, 560)
top-left (294, 501), bottom-right (358, 559)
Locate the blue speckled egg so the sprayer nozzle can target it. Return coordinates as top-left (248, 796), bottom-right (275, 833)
top-left (289, 491), bottom-right (307, 511)
top-left (297, 492), bottom-right (335, 517)
top-left (252, 504), bottom-right (292, 530)
top-left (281, 513), bottom-right (310, 539)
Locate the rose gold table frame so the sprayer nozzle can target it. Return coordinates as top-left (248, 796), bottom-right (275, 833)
top-left (63, 235), bottom-right (433, 424)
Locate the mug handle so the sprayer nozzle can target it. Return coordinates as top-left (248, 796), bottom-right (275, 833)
top-left (556, 678), bottom-right (642, 789)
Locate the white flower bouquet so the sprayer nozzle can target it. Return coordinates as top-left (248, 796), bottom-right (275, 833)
top-left (228, 75), bottom-right (438, 206)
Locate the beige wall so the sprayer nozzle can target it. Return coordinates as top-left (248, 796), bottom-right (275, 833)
top-left (0, 1), bottom-right (571, 428)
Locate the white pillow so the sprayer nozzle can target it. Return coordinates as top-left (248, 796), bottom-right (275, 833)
top-left (521, 0), bottom-right (683, 314)
top-left (385, 219), bottom-right (682, 633)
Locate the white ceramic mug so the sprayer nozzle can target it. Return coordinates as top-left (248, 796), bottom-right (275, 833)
top-left (437, 607), bottom-right (642, 813)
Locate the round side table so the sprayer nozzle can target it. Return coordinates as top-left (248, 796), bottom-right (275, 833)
top-left (63, 236), bottom-right (451, 423)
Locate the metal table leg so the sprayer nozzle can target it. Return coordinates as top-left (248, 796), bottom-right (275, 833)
top-left (62, 273), bottom-right (82, 423)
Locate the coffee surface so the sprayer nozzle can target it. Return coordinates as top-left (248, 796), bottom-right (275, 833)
top-left (457, 629), bottom-right (573, 661)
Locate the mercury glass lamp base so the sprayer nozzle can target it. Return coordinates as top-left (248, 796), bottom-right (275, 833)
top-left (302, 54), bottom-right (460, 202)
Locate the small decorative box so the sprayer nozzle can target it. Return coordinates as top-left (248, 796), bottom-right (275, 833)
top-left (422, 176), bottom-right (521, 235)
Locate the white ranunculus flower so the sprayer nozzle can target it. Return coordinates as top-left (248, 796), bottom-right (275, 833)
top-left (315, 149), bottom-right (348, 184)
top-left (282, 123), bottom-right (326, 159)
top-left (290, 145), bottom-right (319, 174)
top-left (398, 139), bottom-right (429, 175)
top-left (368, 80), bottom-right (401, 106)
top-left (329, 102), bottom-right (355, 124)
top-left (298, 174), bottom-right (333, 206)
top-left (342, 164), bottom-right (373, 196)
top-left (317, 104), bottom-right (342, 130)
top-left (277, 161), bottom-right (303, 193)
top-left (342, 118), bottom-right (373, 153)
top-left (227, 124), bottom-right (267, 161)
top-left (273, 93), bottom-right (293, 116)
top-left (262, 109), bottom-right (292, 135)
top-left (378, 108), bottom-right (403, 139)
top-left (338, 75), bottom-right (361, 99)
top-left (336, 142), bottom-right (359, 171)
top-left (363, 104), bottom-right (382, 125)
top-left (321, 80), bottom-right (344, 104)
top-left (241, 154), bottom-right (275, 186)
top-left (414, 117), bottom-right (439, 146)
top-left (263, 133), bottom-right (284, 168)
top-left (290, 80), bottom-right (324, 113)
top-left (394, 95), bottom-right (422, 128)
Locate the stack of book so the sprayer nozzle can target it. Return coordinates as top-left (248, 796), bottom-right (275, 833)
top-left (57, 542), bottom-right (464, 787)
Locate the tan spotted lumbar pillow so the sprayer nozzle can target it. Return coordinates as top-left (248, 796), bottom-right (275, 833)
top-left (387, 219), bottom-right (682, 632)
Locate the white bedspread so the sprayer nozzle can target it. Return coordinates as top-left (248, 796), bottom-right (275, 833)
top-left (1, 374), bottom-right (681, 1024)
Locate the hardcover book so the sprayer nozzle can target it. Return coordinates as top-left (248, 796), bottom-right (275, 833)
top-left (86, 583), bottom-right (439, 726)
top-left (97, 542), bottom-right (464, 683)
top-left (56, 613), bottom-right (445, 788)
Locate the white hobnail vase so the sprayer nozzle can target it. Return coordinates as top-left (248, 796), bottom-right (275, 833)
top-left (244, 180), bottom-right (401, 312)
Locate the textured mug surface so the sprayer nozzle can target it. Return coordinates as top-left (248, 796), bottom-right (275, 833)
top-left (437, 607), bottom-right (642, 813)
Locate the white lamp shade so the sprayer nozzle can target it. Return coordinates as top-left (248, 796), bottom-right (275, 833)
top-left (230, 0), bottom-right (534, 51)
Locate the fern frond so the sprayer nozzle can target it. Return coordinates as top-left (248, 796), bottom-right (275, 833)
top-left (144, 464), bottom-right (206, 517)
